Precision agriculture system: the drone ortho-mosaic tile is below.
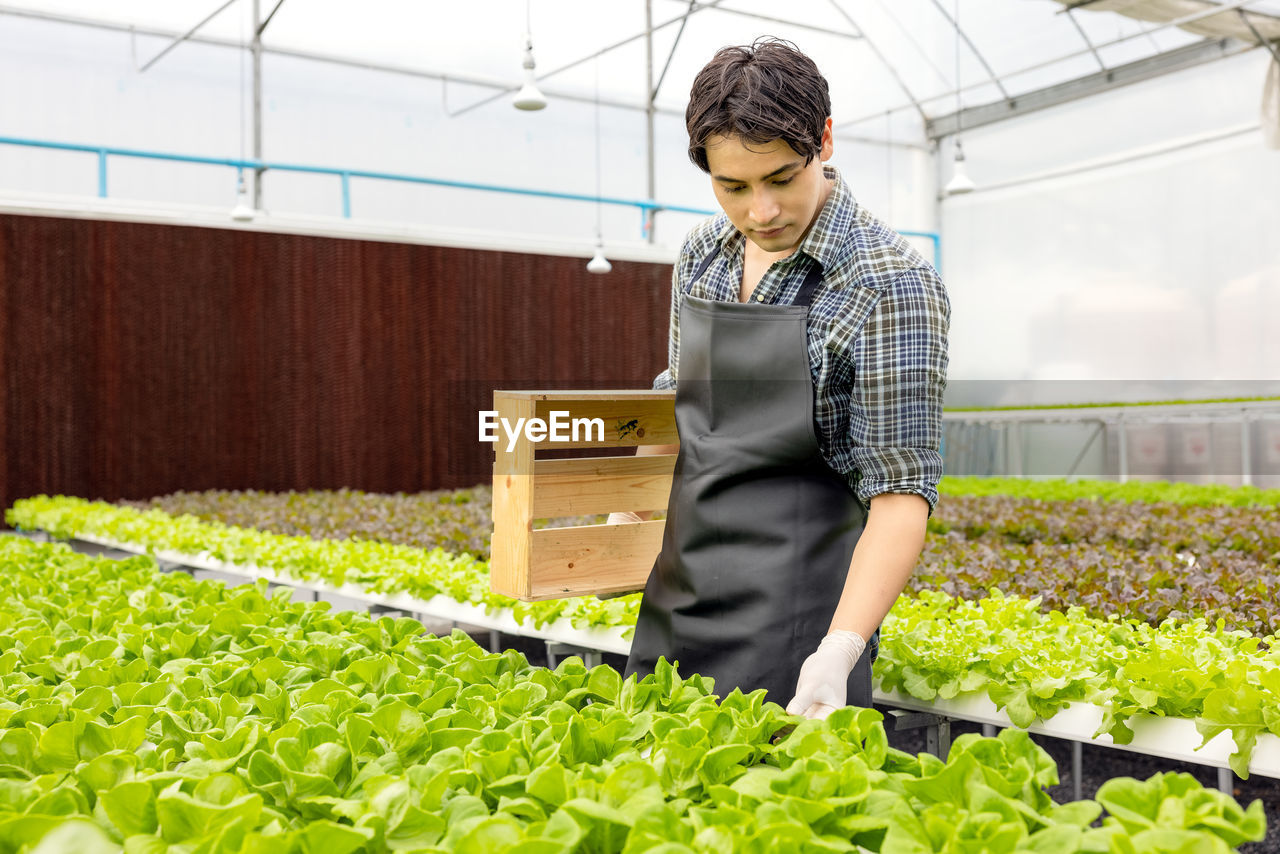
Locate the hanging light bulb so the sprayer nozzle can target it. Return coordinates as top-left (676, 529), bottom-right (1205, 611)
top-left (230, 9), bottom-right (256, 221)
top-left (585, 57), bottom-right (610, 274)
top-left (513, 0), bottom-right (546, 111)
top-left (513, 36), bottom-right (547, 110)
top-left (945, 139), bottom-right (976, 195)
top-left (945, 0), bottom-right (976, 196)
top-left (587, 237), bottom-right (612, 274)
top-left (230, 168), bottom-right (256, 221)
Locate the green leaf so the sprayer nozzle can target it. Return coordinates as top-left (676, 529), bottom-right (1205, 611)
top-left (527, 763), bottom-right (570, 807)
top-left (454, 815), bottom-right (524, 854)
top-left (585, 666), bottom-right (622, 704)
top-left (102, 781), bottom-right (159, 837)
top-left (30, 820), bottom-right (122, 854)
top-left (155, 779), bottom-right (263, 843)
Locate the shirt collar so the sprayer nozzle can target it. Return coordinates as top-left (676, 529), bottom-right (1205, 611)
top-left (712, 164), bottom-right (857, 273)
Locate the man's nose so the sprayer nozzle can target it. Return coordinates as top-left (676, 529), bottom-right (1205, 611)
top-left (750, 189), bottom-right (780, 225)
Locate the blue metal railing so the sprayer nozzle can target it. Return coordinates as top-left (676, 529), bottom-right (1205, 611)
top-left (0, 134), bottom-right (941, 266)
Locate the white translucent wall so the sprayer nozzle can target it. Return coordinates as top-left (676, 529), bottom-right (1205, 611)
top-left (940, 49), bottom-right (1280, 403)
top-left (5, 8), bottom-right (1278, 402)
top-left (0, 12), bottom-right (937, 257)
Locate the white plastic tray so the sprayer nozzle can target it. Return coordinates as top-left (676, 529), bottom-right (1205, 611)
top-left (66, 531), bottom-right (1280, 779)
top-left (72, 533), bottom-right (632, 655)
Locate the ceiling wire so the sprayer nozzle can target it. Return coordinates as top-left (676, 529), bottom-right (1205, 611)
top-left (239, 0), bottom-right (247, 167)
top-left (885, 110), bottom-right (893, 222)
top-left (594, 57), bottom-right (603, 239)
top-left (954, 0), bottom-right (962, 138)
top-left (864, 0), bottom-right (952, 88)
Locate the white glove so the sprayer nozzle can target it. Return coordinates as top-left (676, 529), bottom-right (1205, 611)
top-left (785, 630), bottom-right (867, 720)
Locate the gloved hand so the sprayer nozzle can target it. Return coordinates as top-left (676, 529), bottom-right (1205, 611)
top-left (785, 630), bottom-right (866, 720)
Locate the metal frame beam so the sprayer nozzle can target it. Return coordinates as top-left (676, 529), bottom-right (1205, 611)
top-left (688, 0), bottom-right (861, 39)
top-left (926, 36), bottom-right (1244, 139)
top-left (828, 0), bottom-right (929, 125)
top-left (1066, 7), bottom-right (1109, 72)
top-left (652, 0), bottom-right (696, 100)
top-left (443, 0), bottom-right (731, 118)
top-left (926, 0), bottom-right (1012, 103)
top-left (5, 4), bottom-right (916, 152)
top-left (134, 0), bottom-right (237, 72)
top-left (1237, 7), bottom-right (1280, 62)
top-left (838, 0), bottom-right (1276, 133)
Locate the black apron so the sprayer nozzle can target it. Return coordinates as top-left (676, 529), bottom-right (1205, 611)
top-left (626, 250), bottom-right (874, 708)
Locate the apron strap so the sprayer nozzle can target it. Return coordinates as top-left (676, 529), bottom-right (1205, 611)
top-left (683, 245), bottom-right (825, 307)
top-left (791, 261), bottom-right (825, 308)
top-left (684, 247), bottom-right (721, 294)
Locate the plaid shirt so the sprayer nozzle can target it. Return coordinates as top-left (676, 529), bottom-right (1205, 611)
top-left (654, 165), bottom-right (950, 512)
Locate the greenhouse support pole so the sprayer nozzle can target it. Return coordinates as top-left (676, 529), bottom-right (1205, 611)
top-left (644, 0), bottom-right (656, 243)
top-left (1117, 414), bottom-right (1128, 484)
top-left (1007, 421), bottom-right (1024, 477)
top-left (1241, 412), bottom-right (1252, 486)
top-left (252, 0), bottom-right (264, 210)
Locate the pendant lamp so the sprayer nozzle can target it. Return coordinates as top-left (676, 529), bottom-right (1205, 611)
top-left (230, 169), bottom-right (255, 221)
top-left (513, 0), bottom-right (547, 111)
top-left (587, 239), bottom-right (612, 274)
top-left (229, 6), bottom-right (257, 221)
top-left (586, 58), bottom-right (610, 274)
top-left (945, 0), bottom-right (976, 196)
top-left (945, 140), bottom-right (976, 195)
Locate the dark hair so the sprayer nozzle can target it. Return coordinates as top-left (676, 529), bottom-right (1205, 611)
top-left (685, 38), bottom-right (831, 173)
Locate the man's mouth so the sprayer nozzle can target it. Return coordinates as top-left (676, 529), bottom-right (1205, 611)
top-left (756, 225), bottom-right (786, 238)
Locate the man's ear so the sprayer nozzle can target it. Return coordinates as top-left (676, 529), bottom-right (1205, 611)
top-left (820, 117), bottom-right (834, 161)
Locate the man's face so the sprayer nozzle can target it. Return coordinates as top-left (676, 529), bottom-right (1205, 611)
top-left (704, 119), bottom-right (834, 255)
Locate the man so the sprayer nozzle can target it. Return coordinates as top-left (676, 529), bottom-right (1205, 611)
top-left (615, 38), bottom-right (949, 720)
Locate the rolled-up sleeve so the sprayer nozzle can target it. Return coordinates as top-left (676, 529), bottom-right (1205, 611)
top-left (847, 267), bottom-right (950, 513)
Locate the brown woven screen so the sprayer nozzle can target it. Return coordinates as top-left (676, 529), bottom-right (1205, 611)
top-left (0, 213), bottom-right (673, 512)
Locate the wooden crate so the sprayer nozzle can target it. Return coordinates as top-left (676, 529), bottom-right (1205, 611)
top-left (490, 390), bottom-right (677, 601)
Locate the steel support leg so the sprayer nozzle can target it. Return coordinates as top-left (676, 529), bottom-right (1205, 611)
top-left (1073, 741), bottom-right (1083, 802)
top-left (926, 720), bottom-right (951, 760)
top-left (887, 710), bottom-right (952, 760)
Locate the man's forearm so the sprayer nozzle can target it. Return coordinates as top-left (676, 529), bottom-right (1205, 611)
top-left (828, 492), bottom-right (929, 640)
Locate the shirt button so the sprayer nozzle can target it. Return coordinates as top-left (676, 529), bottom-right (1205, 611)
top-left (755, 294), bottom-right (765, 302)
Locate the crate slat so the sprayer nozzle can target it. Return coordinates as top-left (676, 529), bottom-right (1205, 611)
top-left (525, 521), bottom-right (664, 599)
top-left (532, 454), bottom-right (675, 517)
top-left (529, 397), bottom-right (677, 448)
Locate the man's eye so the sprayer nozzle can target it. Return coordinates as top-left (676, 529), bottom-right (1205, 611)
top-left (773, 177), bottom-right (794, 186)
top-left (723, 185), bottom-right (745, 194)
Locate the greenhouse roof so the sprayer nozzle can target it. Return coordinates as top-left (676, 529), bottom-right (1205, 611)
top-left (4, 0), bottom-right (1279, 147)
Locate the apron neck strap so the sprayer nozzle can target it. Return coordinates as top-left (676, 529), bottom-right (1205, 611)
top-left (685, 245), bottom-right (825, 307)
top-left (791, 261), bottom-right (824, 308)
